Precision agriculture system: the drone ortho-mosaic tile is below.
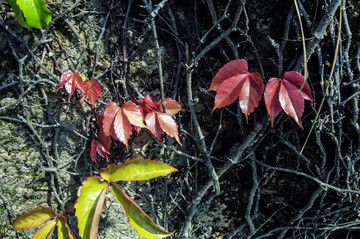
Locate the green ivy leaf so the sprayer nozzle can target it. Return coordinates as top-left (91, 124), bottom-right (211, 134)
top-left (13, 206), bottom-right (56, 230)
top-left (4, 0), bottom-right (30, 29)
top-left (75, 176), bottom-right (108, 239)
top-left (111, 184), bottom-right (174, 239)
top-left (100, 158), bottom-right (178, 182)
top-left (5, 0), bottom-right (52, 29)
top-left (58, 216), bottom-right (76, 239)
top-left (32, 219), bottom-right (57, 239)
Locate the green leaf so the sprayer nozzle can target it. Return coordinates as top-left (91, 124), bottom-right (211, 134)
top-left (4, 0), bottom-right (30, 29)
top-left (32, 219), bottom-right (57, 239)
top-left (58, 216), bottom-right (76, 239)
top-left (13, 206), bottom-right (56, 230)
top-left (75, 176), bottom-right (108, 239)
top-left (100, 158), bottom-right (178, 182)
top-left (15, 0), bottom-right (52, 29)
top-left (111, 184), bottom-right (174, 239)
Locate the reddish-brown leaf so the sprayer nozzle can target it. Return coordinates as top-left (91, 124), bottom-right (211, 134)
top-left (145, 112), bottom-right (163, 142)
top-left (112, 109), bottom-right (133, 150)
top-left (157, 112), bottom-right (182, 145)
top-left (208, 59), bottom-right (249, 91)
top-left (96, 114), bottom-right (111, 155)
top-left (57, 70), bottom-right (84, 98)
top-left (157, 98), bottom-right (182, 116)
top-left (103, 102), bottom-right (121, 137)
top-left (209, 59), bottom-right (264, 123)
top-left (140, 95), bottom-right (182, 145)
top-left (83, 78), bottom-right (102, 107)
top-left (103, 102), bottom-right (147, 150)
top-left (139, 95), bottom-right (158, 114)
top-left (264, 71), bottom-right (314, 129)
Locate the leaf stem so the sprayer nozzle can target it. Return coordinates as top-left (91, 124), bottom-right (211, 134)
top-left (294, 0), bottom-right (308, 90)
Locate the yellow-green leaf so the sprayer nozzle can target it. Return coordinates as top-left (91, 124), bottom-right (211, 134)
top-left (111, 184), bottom-right (174, 239)
top-left (75, 176), bottom-right (108, 239)
top-left (100, 158), bottom-right (178, 182)
top-left (58, 216), bottom-right (76, 239)
top-left (13, 206), bottom-right (56, 231)
top-left (15, 0), bottom-right (51, 29)
top-left (32, 219), bottom-right (57, 239)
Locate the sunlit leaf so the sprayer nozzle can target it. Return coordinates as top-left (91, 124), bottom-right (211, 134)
top-left (111, 184), bottom-right (174, 239)
top-left (5, 0), bottom-right (51, 29)
top-left (75, 176), bottom-right (108, 239)
top-left (58, 216), bottom-right (76, 239)
top-left (13, 206), bottom-right (56, 230)
top-left (100, 158), bottom-right (178, 182)
top-left (157, 112), bottom-right (182, 145)
top-left (4, 0), bottom-right (29, 28)
top-left (209, 59), bottom-right (264, 122)
top-left (157, 98), bottom-right (182, 116)
top-left (57, 70), bottom-right (85, 98)
top-left (140, 95), bottom-right (182, 145)
top-left (103, 102), bottom-right (147, 150)
top-left (32, 219), bottom-right (56, 239)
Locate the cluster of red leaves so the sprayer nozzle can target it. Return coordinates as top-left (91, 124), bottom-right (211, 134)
top-left (90, 95), bottom-right (182, 164)
top-left (57, 70), bottom-right (102, 108)
top-left (209, 59), bottom-right (314, 128)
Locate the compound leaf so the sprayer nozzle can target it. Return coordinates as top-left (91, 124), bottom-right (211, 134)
top-left (100, 158), bottom-right (178, 182)
top-left (75, 176), bottom-right (108, 239)
top-left (111, 184), bottom-right (174, 239)
top-left (13, 206), bottom-right (56, 231)
top-left (103, 102), bottom-right (146, 150)
top-left (209, 59), bottom-right (264, 123)
top-left (58, 70), bottom-right (84, 98)
top-left (140, 95), bottom-right (182, 145)
top-left (264, 71), bottom-right (314, 129)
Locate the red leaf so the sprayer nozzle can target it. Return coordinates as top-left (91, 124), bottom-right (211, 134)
top-left (280, 79), bottom-right (305, 129)
top-left (90, 140), bottom-right (100, 165)
top-left (140, 95), bottom-right (182, 145)
top-left (157, 112), bottom-right (182, 145)
top-left (264, 78), bottom-right (282, 127)
top-left (57, 70), bottom-right (84, 98)
top-left (112, 109), bottom-right (133, 150)
top-left (208, 59), bottom-right (249, 91)
top-left (264, 71), bottom-right (313, 129)
top-left (145, 112), bottom-right (163, 142)
top-left (103, 102), bottom-right (147, 150)
top-left (283, 71), bottom-right (314, 102)
top-left (209, 59), bottom-right (264, 123)
top-left (139, 95), bottom-right (158, 114)
top-left (103, 102), bottom-right (120, 137)
top-left (83, 78), bottom-right (102, 107)
top-left (157, 98), bottom-right (182, 116)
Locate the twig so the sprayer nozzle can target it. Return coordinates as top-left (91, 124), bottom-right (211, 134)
top-left (300, 6), bottom-right (342, 155)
